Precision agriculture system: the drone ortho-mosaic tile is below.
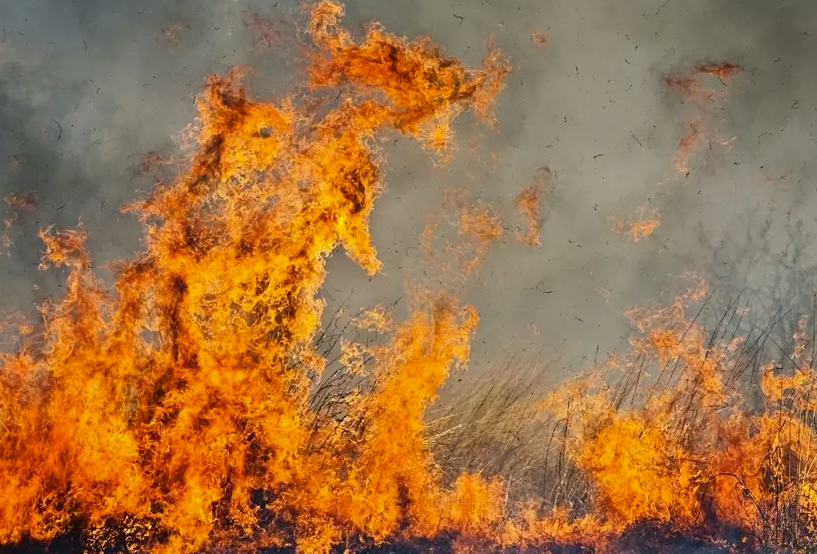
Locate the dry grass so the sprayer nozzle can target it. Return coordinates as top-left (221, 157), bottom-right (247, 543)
top-left (417, 291), bottom-right (817, 552)
top-left (427, 357), bottom-right (582, 509)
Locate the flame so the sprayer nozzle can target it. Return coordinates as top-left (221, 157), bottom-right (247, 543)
top-left (530, 31), bottom-right (547, 48)
top-left (616, 203), bottom-right (660, 243)
top-left (448, 189), bottom-right (505, 276)
top-left (418, 188), bottom-right (506, 282)
top-left (664, 61), bottom-right (740, 174)
top-left (3, 191), bottom-right (37, 213)
top-left (2, 191), bottom-right (38, 253)
top-left (0, 3), bottom-right (510, 552)
top-left (531, 284), bottom-right (817, 549)
top-left (696, 62), bottom-right (741, 83)
top-left (514, 165), bottom-right (549, 247)
top-left (672, 117), bottom-right (705, 174)
top-left (2, 4), bottom-right (816, 553)
top-left (664, 74), bottom-right (717, 103)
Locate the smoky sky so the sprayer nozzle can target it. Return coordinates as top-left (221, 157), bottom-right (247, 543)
top-left (1, 0), bottom-right (816, 382)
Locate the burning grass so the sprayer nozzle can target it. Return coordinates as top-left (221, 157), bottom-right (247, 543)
top-left (430, 287), bottom-right (817, 552)
top-left (0, 2), bottom-right (511, 552)
top-left (1, 3), bottom-right (816, 554)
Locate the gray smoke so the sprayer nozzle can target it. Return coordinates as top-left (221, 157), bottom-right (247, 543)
top-left (1, 0), bottom-right (816, 382)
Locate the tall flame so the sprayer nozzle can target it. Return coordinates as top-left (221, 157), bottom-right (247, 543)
top-left (2, 3), bottom-right (816, 554)
top-left (0, 2), bottom-right (509, 552)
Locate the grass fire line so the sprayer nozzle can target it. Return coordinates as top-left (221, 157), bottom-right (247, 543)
top-left (0, 2), bottom-right (816, 554)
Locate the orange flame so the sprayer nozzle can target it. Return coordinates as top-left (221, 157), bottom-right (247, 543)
top-left (0, 3), bottom-right (509, 552)
top-left (672, 117), bottom-right (705, 174)
top-left (616, 203), bottom-right (661, 243)
top-left (696, 61), bottom-right (741, 83)
top-left (664, 61), bottom-right (740, 174)
top-left (530, 31), bottom-right (547, 48)
top-left (1, 4), bottom-right (815, 554)
top-left (514, 165), bottom-right (549, 247)
top-left (2, 191), bottom-right (38, 253)
top-left (418, 188), bottom-right (506, 282)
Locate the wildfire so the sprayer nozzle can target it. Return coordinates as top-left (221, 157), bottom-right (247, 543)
top-left (616, 203), bottom-right (661, 243)
top-left (514, 165), bottom-right (550, 247)
top-left (0, 3), bottom-right (814, 554)
top-left (2, 191), bottom-right (37, 253)
top-left (672, 118), bottom-right (705, 175)
top-left (664, 61), bottom-right (740, 174)
top-left (0, 2), bottom-right (509, 552)
top-left (417, 187), bottom-right (506, 284)
top-left (696, 61), bottom-right (741, 83)
top-left (530, 30), bottom-right (547, 48)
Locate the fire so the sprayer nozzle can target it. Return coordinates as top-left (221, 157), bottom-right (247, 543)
top-left (672, 118), bottom-right (705, 174)
top-left (1, 3), bottom-right (816, 553)
top-left (417, 188), bottom-right (506, 283)
top-left (663, 75), bottom-right (716, 103)
top-left (616, 203), bottom-right (661, 243)
top-left (447, 189), bottom-right (505, 276)
top-left (696, 61), bottom-right (741, 83)
top-left (514, 165), bottom-right (549, 247)
top-left (0, 2), bottom-right (508, 552)
top-left (533, 284), bottom-right (817, 549)
top-left (2, 191), bottom-right (37, 253)
top-left (664, 61), bottom-right (740, 174)
top-left (3, 191), bottom-right (37, 213)
top-left (530, 31), bottom-right (547, 48)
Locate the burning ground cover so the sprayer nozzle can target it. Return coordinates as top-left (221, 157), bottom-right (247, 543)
top-left (429, 282), bottom-right (817, 553)
top-left (1, 2), bottom-right (817, 553)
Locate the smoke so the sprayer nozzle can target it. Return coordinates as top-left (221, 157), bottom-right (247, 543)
top-left (2, 0), bottom-right (816, 381)
top-left (0, 0), bottom-right (310, 317)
